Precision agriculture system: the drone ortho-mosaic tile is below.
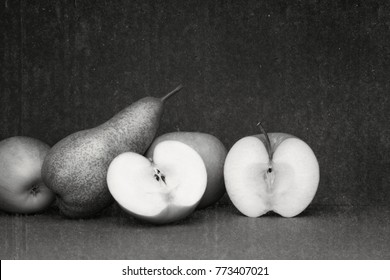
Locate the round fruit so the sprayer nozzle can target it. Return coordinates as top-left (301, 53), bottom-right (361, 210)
top-left (0, 136), bottom-right (55, 214)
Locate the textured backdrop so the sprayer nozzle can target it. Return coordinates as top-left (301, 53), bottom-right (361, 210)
top-left (1, 0), bottom-right (390, 208)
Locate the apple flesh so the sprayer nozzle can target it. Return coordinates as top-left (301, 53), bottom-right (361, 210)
top-left (146, 132), bottom-right (227, 209)
top-left (224, 130), bottom-right (320, 218)
top-left (0, 136), bottom-right (55, 214)
top-left (107, 140), bottom-right (207, 224)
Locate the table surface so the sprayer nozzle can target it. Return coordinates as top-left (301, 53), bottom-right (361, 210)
top-left (1, 201), bottom-right (389, 260)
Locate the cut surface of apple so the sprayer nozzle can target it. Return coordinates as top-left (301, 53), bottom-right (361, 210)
top-left (224, 132), bottom-right (320, 218)
top-left (145, 131), bottom-right (227, 209)
top-left (107, 140), bottom-right (207, 224)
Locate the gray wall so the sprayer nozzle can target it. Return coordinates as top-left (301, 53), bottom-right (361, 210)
top-left (1, 0), bottom-right (390, 207)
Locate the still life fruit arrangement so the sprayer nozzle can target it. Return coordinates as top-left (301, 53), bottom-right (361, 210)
top-left (0, 85), bottom-right (320, 224)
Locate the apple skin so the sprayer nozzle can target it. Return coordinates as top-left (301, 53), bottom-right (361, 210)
top-left (224, 132), bottom-right (320, 218)
top-left (0, 136), bottom-right (55, 214)
top-left (146, 132), bottom-right (227, 209)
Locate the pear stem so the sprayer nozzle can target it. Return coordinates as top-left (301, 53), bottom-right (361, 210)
top-left (257, 121), bottom-right (273, 163)
top-left (160, 85), bottom-right (184, 102)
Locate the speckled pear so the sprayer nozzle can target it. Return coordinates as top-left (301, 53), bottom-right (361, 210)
top-left (41, 85), bottom-right (183, 218)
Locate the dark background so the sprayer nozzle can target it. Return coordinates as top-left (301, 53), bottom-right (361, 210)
top-left (1, 0), bottom-right (390, 259)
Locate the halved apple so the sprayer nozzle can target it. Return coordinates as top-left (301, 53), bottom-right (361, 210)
top-left (224, 124), bottom-right (320, 218)
top-left (107, 140), bottom-right (207, 224)
top-left (146, 131), bottom-right (227, 209)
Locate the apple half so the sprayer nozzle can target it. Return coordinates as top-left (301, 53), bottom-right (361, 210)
top-left (107, 140), bottom-right (207, 224)
top-left (146, 131), bottom-right (227, 209)
top-left (224, 124), bottom-right (320, 218)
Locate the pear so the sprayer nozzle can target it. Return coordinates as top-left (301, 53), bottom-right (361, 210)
top-left (41, 85), bottom-right (183, 218)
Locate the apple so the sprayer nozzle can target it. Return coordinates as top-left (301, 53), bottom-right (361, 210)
top-left (146, 132), bottom-right (227, 209)
top-left (0, 136), bottom-right (55, 214)
top-left (107, 140), bottom-right (207, 224)
top-left (224, 123), bottom-right (320, 217)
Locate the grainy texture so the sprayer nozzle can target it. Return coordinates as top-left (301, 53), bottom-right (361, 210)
top-left (1, 204), bottom-right (390, 259)
top-left (1, 0), bottom-right (390, 259)
top-left (1, 0), bottom-right (389, 206)
top-left (0, 0), bottom-right (22, 137)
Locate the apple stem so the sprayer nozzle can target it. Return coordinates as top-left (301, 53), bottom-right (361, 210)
top-left (160, 85), bottom-right (184, 102)
top-left (257, 121), bottom-right (273, 165)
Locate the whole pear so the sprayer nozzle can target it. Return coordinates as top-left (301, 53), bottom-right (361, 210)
top-left (42, 85), bottom-right (183, 218)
